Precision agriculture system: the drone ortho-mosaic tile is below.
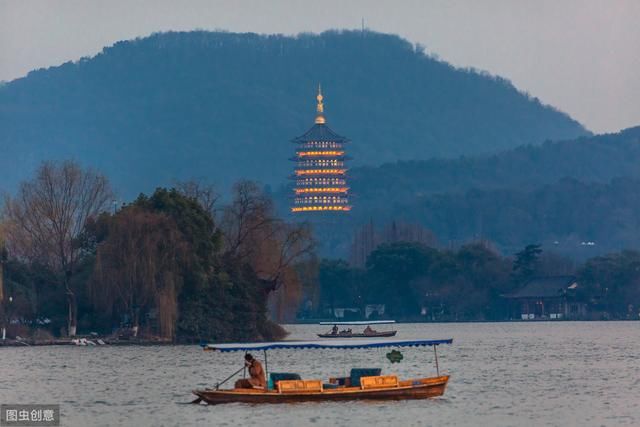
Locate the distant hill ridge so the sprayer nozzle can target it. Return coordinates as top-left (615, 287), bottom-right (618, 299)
top-left (0, 30), bottom-right (587, 197)
top-left (349, 126), bottom-right (640, 203)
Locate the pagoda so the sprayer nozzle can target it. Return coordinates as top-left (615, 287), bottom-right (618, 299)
top-left (291, 87), bottom-right (351, 213)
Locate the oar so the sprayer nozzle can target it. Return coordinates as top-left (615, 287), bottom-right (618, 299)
top-left (215, 365), bottom-right (247, 390)
top-left (191, 365), bottom-right (247, 404)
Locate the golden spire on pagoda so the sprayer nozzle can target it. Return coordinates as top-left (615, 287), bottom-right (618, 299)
top-left (315, 83), bottom-right (326, 124)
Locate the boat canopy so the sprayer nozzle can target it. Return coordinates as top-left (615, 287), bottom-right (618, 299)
top-left (203, 338), bottom-right (452, 352)
top-left (319, 320), bottom-right (396, 325)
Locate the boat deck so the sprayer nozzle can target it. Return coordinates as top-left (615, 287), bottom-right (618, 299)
top-left (194, 375), bottom-right (449, 404)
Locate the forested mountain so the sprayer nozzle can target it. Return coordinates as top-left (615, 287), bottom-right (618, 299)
top-left (276, 127), bottom-right (640, 259)
top-left (350, 126), bottom-right (640, 205)
top-left (0, 30), bottom-right (587, 197)
top-left (389, 176), bottom-right (640, 256)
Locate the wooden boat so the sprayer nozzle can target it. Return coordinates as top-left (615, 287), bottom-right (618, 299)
top-left (317, 330), bottom-right (397, 338)
top-left (317, 320), bottom-right (397, 339)
top-left (194, 338), bottom-right (453, 405)
top-left (193, 375), bottom-right (449, 404)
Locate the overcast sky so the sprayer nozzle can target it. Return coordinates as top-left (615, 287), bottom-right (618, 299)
top-left (1, 0), bottom-right (639, 133)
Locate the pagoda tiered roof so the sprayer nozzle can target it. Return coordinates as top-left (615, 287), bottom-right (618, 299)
top-left (291, 123), bottom-right (349, 143)
top-left (290, 86), bottom-right (351, 213)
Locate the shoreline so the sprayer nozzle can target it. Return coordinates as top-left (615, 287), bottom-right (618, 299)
top-left (0, 338), bottom-right (176, 347)
top-left (3, 319), bottom-right (638, 348)
top-left (293, 318), bottom-right (639, 324)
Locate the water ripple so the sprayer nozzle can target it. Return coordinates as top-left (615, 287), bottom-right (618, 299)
top-left (0, 322), bottom-right (638, 426)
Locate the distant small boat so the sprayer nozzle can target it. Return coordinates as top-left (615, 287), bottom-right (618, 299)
top-left (317, 330), bottom-right (397, 338)
top-left (317, 320), bottom-right (397, 339)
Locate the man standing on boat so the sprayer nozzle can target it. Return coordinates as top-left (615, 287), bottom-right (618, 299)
top-left (234, 353), bottom-right (266, 389)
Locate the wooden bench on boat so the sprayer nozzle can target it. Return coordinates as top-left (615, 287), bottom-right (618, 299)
top-left (277, 379), bottom-right (323, 393)
top-left (360, 375), bottom-right (399, 389)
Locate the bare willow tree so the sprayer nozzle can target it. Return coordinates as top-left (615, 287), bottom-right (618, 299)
top-left (350, 220), bottom-right (439, 267)
top-left (0, 223), bottom-right (6, 339)
top-left (253, 222), bottom-right (316, 321)
top-left (0, 223), bottom-right (5, 302)
top-left (91, 208), bottom-right (188, 339)
top-left (3, 161), bottom-right (113, 336)
top-left (221, 181), bottom-right (275, 259)
top-left (256, 222), bottom-right (315, 288)
top-left (222, 181), bottom-right (315, 320)
top-left (174, 179), bottom-right (220, 218)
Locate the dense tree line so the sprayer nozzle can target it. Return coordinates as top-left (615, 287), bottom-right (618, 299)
top-left (319, 241), bottom-right (512, 320)
top-left (0, 30), bottom-right (585, 198)
top-left (0, 162), bottom-right (313, 341)
top-left (2, 162), bottom-right (639, 339)
top-left (317, 241), bottom-right (640, 321)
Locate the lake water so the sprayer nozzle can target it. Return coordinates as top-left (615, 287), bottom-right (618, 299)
top-left (1, 322), bottom-right (639, 427)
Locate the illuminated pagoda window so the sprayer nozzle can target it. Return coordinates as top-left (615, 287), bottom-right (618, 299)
top-left (291, 86), bottom-right (351, 213)
top-left (290, 86), bottom-right (351, 213)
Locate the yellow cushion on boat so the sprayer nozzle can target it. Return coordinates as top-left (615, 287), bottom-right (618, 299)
top-left (360, 375), bottom-right (399, 390)
top-left (277, 379), bottom-right (323, 393)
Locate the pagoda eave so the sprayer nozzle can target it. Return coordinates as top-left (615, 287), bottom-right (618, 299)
top-left (291, 206), bottom-right (352, 213)
top-left (290, 156), bottom-right (349, 161)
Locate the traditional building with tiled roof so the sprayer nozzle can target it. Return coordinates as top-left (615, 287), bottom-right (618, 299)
top-left (503, 275), bottom-right (587, 320)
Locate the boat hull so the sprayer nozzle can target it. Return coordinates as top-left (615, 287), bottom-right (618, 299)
top-left (193, 375), bottom-right (449, 405)
top-left (317, 331), bottom-right (397, 338)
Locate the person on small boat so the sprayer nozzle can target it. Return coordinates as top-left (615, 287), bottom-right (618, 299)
top-left (363, 325), bottom-right (377, 335)
top-left (331, 325), bottom-right (338, 335)
top-left (234, 353), bottom-right (266, 389)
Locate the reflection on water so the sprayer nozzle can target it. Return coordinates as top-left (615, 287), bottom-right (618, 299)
top-left (1, 322), bottom-right (639, 426)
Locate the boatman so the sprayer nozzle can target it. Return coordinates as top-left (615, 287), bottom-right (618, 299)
top-left (234, 353), bottom-right (266, 389)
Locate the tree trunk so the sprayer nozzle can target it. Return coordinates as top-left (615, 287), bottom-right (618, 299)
top-left (132, 307), bottom-right (139, 337)
top-left (0, 305), bottom-right (5, 340)
top-left (0, 261), bottom-right (4, 340)
top-left (0, 260), bottom-right (4, 302)
top-left (67, 289), bottom-right (77, 336)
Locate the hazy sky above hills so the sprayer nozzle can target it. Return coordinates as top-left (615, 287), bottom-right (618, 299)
top-left (1, 1), bottom-right (639, 134)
